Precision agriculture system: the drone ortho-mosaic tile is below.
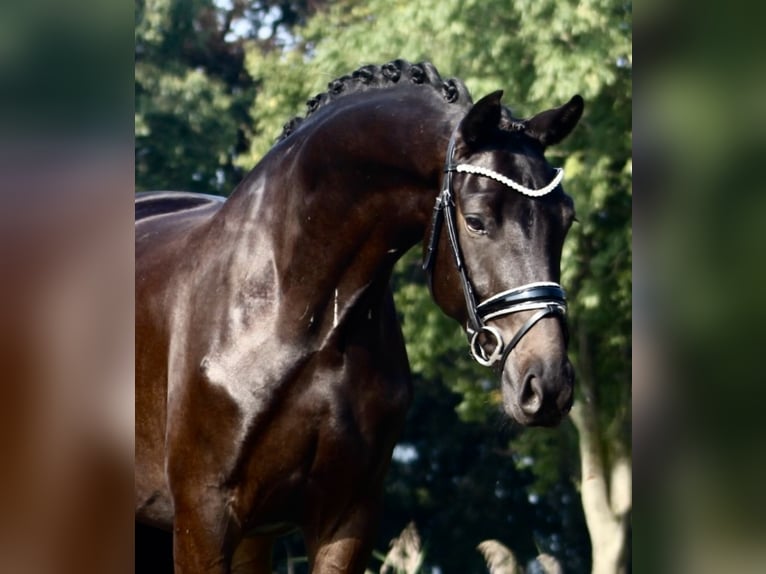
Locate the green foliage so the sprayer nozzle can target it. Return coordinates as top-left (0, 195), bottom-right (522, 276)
top-left (511, 422), bottom-right (580, 497)
top-left (238, 48), bottom-right (314, 163)
top-left (135, 0), bottom-right (319, 194)
top-left (135, 0), bottom-right (249, 193)
top-left (135, 61), bottom-right (242, 192)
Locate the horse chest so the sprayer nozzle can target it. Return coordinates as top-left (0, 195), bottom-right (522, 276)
top-left (214, 353), bottom-right (411, 529)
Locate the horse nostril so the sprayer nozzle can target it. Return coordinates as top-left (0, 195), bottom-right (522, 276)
top-left (520, 374), bottom-right (543, 415)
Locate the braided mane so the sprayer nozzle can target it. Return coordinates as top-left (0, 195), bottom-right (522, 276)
top-left (277, 59), bottom-right (473, 142)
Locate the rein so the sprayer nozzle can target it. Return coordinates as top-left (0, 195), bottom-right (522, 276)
top-left (423, 129), bottom-right (568, 370)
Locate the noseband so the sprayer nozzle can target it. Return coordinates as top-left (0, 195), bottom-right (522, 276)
top-left (423, 129), bottom-right (568, 370)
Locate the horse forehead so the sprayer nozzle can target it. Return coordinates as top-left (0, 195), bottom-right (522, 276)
top-left (471, 135), bottom-right (547, 172)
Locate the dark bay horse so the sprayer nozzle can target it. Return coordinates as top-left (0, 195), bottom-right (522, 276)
top-left (136, 60), bottom-right (583, 573)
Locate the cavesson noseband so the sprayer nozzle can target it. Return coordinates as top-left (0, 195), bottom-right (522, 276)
top-left (423, 128), bottom-right (568, 370)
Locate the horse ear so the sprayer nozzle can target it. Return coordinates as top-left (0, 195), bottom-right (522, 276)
top-left (524, 95), bottom-right (584, 147)
top-left (459, 90), bottom-right (504, 147)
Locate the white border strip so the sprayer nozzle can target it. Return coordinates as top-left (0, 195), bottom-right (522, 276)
top-left (477, 281), bottom-right (564, 309)
top-left (479, 301), bottom-right (567, 322)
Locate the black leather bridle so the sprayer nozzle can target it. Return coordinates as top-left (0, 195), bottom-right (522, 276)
top-left (422, 129), bottom-right (568, 370)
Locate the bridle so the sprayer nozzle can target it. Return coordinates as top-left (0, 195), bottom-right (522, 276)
top-left (422, 128), bottom-right (569, 370)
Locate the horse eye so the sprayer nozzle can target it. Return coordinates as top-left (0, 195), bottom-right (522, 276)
top-left (464, 215), bottom-right (487, 235)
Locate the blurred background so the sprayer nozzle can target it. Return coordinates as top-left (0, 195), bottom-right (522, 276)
top-left (11, 0), bottom-right (766, 573)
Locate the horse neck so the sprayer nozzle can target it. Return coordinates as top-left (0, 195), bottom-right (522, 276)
top-left (217, 91), bottom-right (465, 334)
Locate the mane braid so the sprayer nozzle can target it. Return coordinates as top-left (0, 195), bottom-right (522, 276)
top-left (276, 59), bottom-right (472, 142)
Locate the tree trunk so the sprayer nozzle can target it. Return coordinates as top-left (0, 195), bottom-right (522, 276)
top-left (570, 324), bottom-right (631, 574)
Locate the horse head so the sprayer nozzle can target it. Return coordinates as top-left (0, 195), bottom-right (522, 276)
top-left (424, 91), bottom-right (584, 427)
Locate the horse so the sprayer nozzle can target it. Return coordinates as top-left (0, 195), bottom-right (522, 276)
top-left (135, 59), bottom-right (583, 573)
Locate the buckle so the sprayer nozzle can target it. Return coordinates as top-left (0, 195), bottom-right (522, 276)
top-left (469, 325), bottom-right (505, 367)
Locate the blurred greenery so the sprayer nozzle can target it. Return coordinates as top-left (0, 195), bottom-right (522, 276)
top-left (135, 1), bottom-right (631, 572)
top-left (0, 0), bottom-right (132, 134)
top-left (634, 3), bottom-right (766, 573)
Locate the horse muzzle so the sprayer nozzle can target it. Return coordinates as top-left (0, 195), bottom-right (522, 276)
top-left (502, 355), bottom-right (574, 427)
top-left (464, 282), bottom-right (574, 427)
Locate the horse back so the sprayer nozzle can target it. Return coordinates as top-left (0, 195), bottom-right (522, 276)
top-left (135, 191), bottom-right (225, 221)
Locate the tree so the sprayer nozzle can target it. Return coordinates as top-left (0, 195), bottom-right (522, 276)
top-left (135, 0), bottom-right (324, 194)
